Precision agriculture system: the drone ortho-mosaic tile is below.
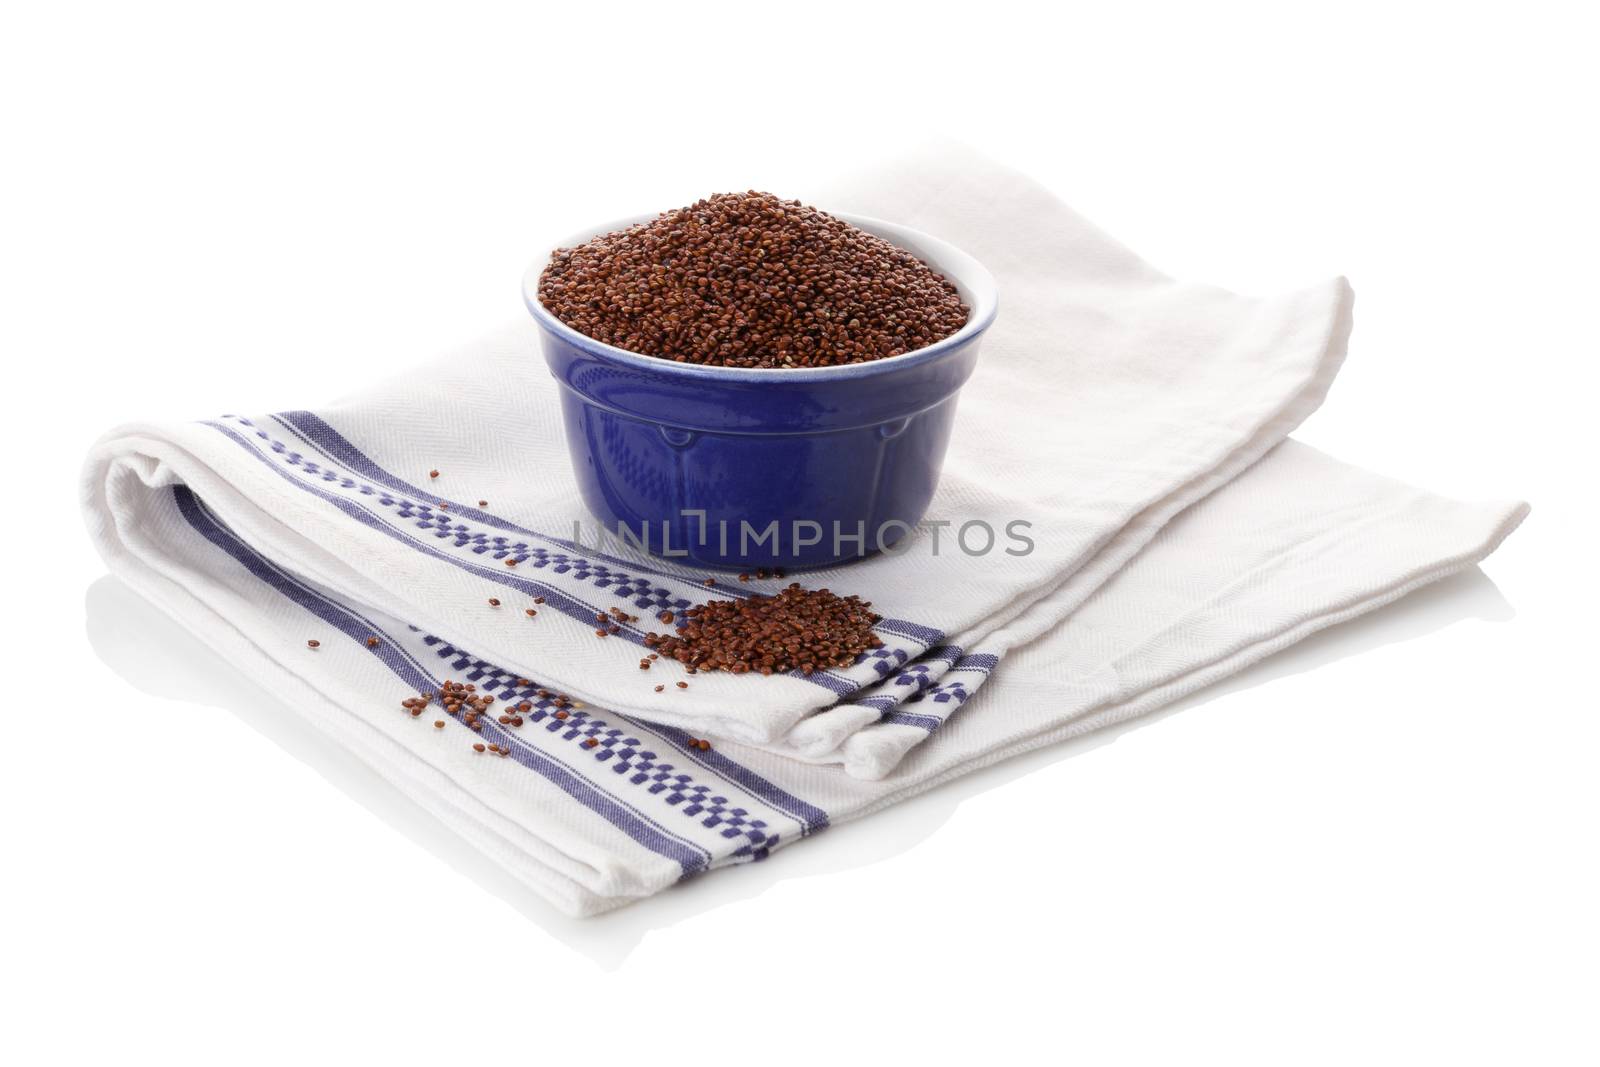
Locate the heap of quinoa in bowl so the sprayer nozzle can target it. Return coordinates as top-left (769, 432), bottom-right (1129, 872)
top-left (536, 191), bottom-right (970, 370)
top-left (522, 191), bottom-right (998, 570)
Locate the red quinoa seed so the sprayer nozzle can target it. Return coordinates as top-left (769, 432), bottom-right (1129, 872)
top-left (537, 192), bottom-right (969, 369)
top-left (644, 583), bottom-right (881, 676)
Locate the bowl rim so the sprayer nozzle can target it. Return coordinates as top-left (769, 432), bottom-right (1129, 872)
top-left (521, 208), bottom-right (999, 382)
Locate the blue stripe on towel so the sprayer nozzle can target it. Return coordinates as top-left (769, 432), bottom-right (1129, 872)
top-left (172, 484), bottom-right (713, 875)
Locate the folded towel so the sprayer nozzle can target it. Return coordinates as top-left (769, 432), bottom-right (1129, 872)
top-left (81, 149), bottom-right (1525, 914)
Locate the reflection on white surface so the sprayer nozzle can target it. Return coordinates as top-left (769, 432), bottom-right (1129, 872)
top-left (84, 568), bottom-right (1512, 968)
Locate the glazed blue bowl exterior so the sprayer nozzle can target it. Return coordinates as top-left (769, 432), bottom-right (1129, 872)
top-left (522, 211), bottom-right (999, 570)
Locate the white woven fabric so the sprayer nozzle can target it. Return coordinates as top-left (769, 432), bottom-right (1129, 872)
top-left (81, 149), bottom-right (1525, 915)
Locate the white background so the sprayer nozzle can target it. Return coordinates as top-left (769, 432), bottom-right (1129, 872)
top-left (3, 2), bottom-right (1595, 1063)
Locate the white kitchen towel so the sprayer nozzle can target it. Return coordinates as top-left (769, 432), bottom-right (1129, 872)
top-left (79, 148), bottom-right (1526, 913)
top-left (83, 434), bottom-right (1524, 915)
top-left (79, 148), bottom-right (1358, 781)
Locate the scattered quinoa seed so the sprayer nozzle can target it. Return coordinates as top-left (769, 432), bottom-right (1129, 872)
top-left (645, 583), bottom-right (881, 676)
top-left (306, 639), bottom-right (320, 649)
top-left (429, 469), bottom-right (440, 479)
top-left (488, 598), bottom-right (500, 607)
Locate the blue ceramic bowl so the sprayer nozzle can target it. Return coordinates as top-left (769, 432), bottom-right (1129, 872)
top-left (522, 211), bottom-right (999, 570)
